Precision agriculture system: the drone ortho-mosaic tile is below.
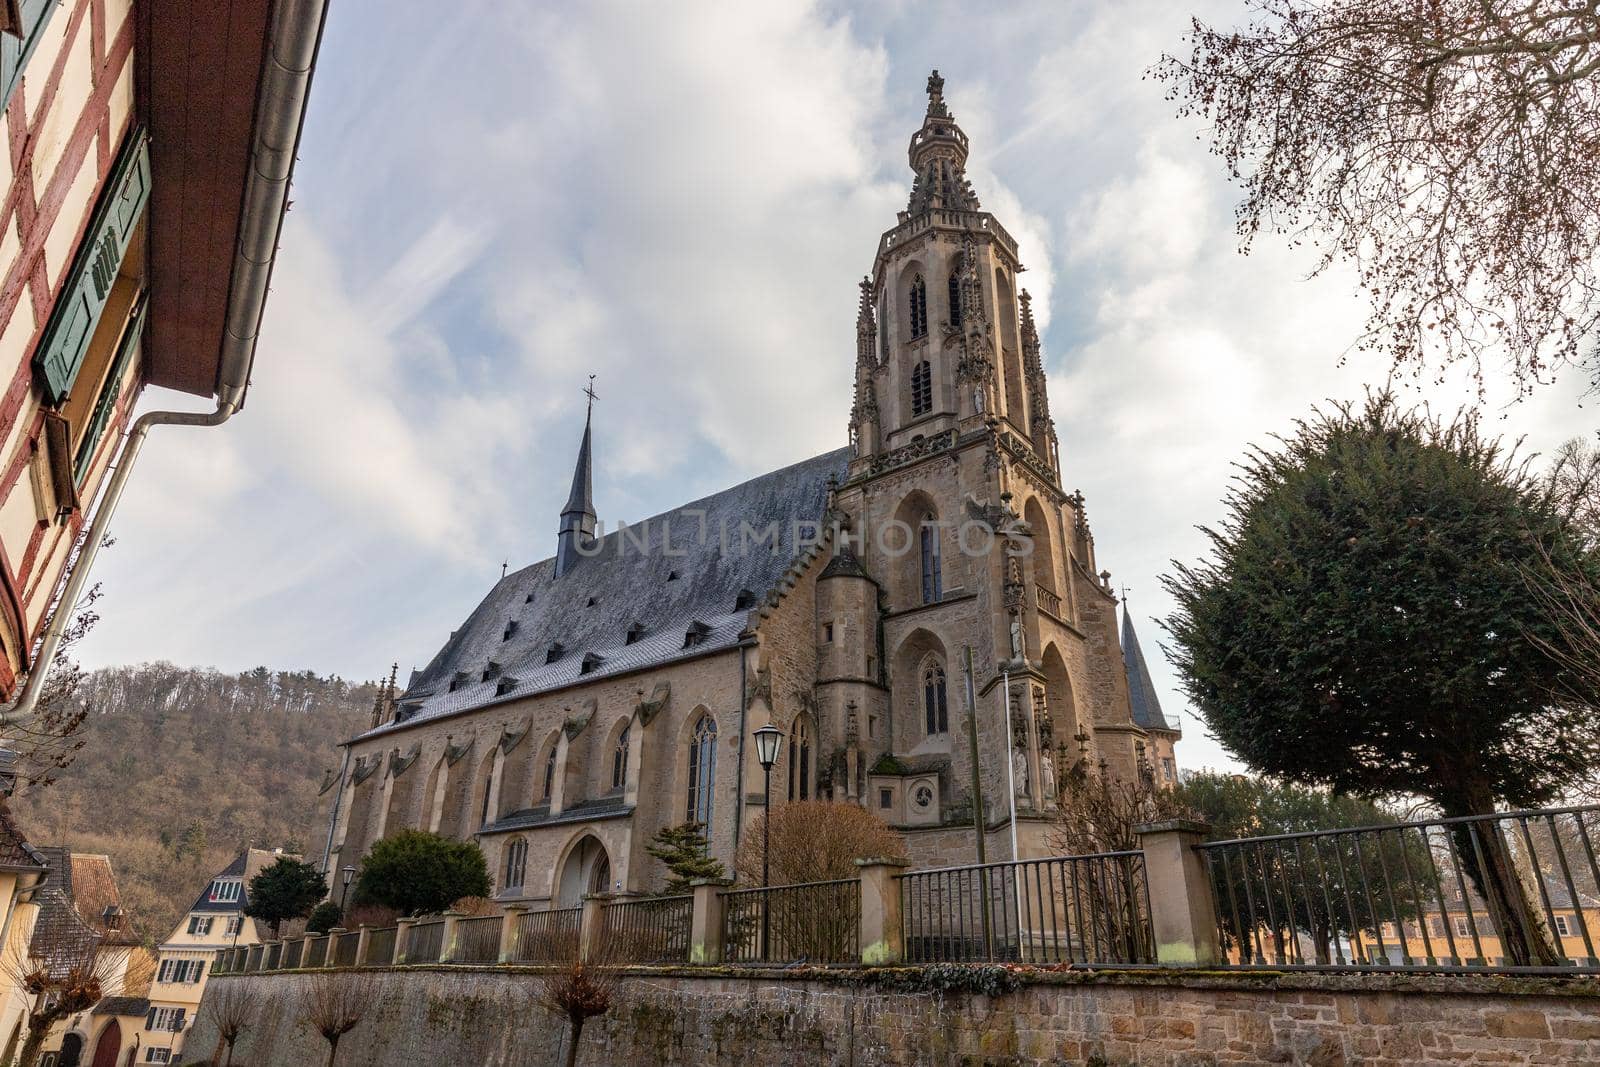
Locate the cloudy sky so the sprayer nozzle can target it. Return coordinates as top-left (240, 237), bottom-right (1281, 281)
top-left (76, 1), bottom-right (1596, 773)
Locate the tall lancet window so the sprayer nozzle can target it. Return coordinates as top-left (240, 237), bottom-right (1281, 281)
top-left (612, 725), bottom-right (630, 791)
top-left (920, 514), bottom-right (942, 604)
top-left (686, 715), bottom-right (718, 829)
top-left (948, 272), bottom-right (962, 328)
top-left (923, 661), bottom-right (949, 735)
top-left (542, 747), bottom-right (556, 802)
top-left (911, 361), bottom-right (932, 417)
top-left (909, 275), bottom-right (928, 339)
top-left (788, 717), bottom-right (812, 801)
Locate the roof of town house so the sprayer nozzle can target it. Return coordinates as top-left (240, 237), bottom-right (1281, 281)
top-left (29, 849), bottom-right (142, 969)
top-left (0, 800), bottom-right (46, 871)
top-left (1121, 605), bottom-right (1180, 734)
top-left (359, 446), bottom-right (850, 742)
top-left (93, 996), bottom-right (151, 1018)
top-left (186, 847), bottom-right (297, 915)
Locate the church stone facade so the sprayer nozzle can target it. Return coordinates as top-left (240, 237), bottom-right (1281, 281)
top-left (321, 73), bottom-right (1180, 907)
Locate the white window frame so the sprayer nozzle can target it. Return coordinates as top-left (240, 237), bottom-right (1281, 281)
top-left (1555, 914), bottom-right (1573, 937)
top-left (208, 880), bottom-right (241, 903)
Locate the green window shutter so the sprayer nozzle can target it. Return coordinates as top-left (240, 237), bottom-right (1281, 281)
top-left (72, 290), bottom-right (145, 486)
top-left (33, 127), bottom-right (150, 406)
top-left (1, 0), bottom-right (62, 113)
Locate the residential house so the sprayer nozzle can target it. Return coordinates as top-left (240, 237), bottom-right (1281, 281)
top-left (0, 0), bottom-right (328, 723)
top-left (139, 848), bottom-right (281, 1065)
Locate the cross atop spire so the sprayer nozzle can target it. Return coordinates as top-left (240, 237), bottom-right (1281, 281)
top-left (583, 374), bottom-right (598, 419)
top-left (556, 381), bottom-right (598, 578)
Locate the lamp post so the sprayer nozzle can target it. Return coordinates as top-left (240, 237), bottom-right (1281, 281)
top-left (339, 865), bottom-right (356, 914)
top-left (752, 722), bottom-right (784, 957)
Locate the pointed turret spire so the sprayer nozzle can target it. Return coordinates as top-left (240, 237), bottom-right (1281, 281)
top-left (850, 277), bottom-right (881, 458)
top-left (555, 379), bottom-right (598, 578)
top-left (1121, 603), bottom-right (1179, 734)
top-left (905, 70), bottom-right (980, 216)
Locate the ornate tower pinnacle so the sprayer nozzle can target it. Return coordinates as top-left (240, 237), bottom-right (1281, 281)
top-left (850, 277), bottom-right (880, 457)
top-left (1020, 290), bottom-right (1060, 474)
top-left (906, 70), bottom-right (980, 216)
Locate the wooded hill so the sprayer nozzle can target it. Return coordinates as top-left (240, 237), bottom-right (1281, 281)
top-left (11, 663), bottom-right (374, 945)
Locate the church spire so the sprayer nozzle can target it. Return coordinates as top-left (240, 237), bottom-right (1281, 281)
top-left (555, 379), bottom-right (598, 578)
top-left (905, 70), bottom-right (980, 217)
top-left (850, 277), bottom-right (880, 458)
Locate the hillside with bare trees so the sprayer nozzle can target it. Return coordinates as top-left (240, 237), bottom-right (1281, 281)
top-left (10, 663), bottom-right (374, 944)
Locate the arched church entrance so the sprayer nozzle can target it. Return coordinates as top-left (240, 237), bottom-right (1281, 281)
top-left (57, 1033), bottom-right (84, 1067)
top-left (556, 834), bottom-right (612, 905)
top-left (89, 1021), bottom-right (120, 1067)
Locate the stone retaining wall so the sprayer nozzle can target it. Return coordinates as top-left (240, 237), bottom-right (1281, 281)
top-left (182, 965), bottom-right (1600, 1066)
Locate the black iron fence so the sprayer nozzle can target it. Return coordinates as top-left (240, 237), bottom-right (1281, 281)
top-left (1196, 805), bottom-right (1600, 973)
top-left (303, 935), bottom-right (326, 967)
top-left (403, 919), bottom-right (446, 964)
top-left (604, 895), bottom-right (692, 963)
top-left (721, 879), bottom-right (860, 965)
top-left (454, 915), bottom-right (504, 963)
top-left (509, 906), bottom-right (582, 963)
top-left (899, 852), bottom-right (1155, 965)
top-left (333, 931), bottom-right (359, 967)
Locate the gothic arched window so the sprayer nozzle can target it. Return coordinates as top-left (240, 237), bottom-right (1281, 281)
top-left (920, 515), bottom-right (942, 604)
top-left (541, 747), bottom-right (556, 802)
top-left (923, 661), bottom-right (949, 735)
top-left (686, 715), bottom-right (718, 829)
top-left (477, 752), bottom-right (498, 828)
top-left (909, 275), bottom-right (928, 339)
top-left (504, 837), bottom-right (528, 890)
top-left (948, 272), bottom-right (962, 329)
top-left (612, 724), bottom-right (630, 791)
top-left (911, 360), bottom-right (932, 417)
top-left (788, 717), bottom-right (812, 802)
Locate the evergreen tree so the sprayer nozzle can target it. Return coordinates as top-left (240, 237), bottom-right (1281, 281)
top-left (244, 857), bottom-right (328, 937)
top-left (644, 823), bottom-right (724, 894)
top-left (352, 830), bottom-right (489, 916)
top-left (306, 901), bottom-right (343, 934)
top-left (1164, 394), bottom-right (1600, 964)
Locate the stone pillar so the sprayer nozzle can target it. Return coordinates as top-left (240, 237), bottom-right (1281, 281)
top-left (1136, 819), bottom-right (1221, 967)
top-left (688, 879), bottom-right (732, 964)
top-left (353, 925), bottom-right (372, 967)
top-left (579, 894), bottom-right (609, 963)
top-left (439, 911), bottom-right (464, 963)
top-left (499, 905), bottom-right (529, 964)
top-left (324, 928), bottom-right (346, 968)
top-left (296, 936), bottom-right (313, 970)
top-left (393, 918), bottom-right (418, 964)
top-left (855, 857), bottom-right (909, 965)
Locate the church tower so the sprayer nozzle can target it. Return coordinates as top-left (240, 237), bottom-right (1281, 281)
top-left (826, 72), bottom-right (1148, 863)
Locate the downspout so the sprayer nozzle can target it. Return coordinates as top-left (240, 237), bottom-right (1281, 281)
top-left (2, 0), bottom-right (330, 727)
top-left (732, 638), bottom-right (753, 851)
top-left (319, 743), bottom-right (352, 878)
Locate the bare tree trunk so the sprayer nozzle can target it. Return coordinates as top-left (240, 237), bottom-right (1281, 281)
top-left (226, 1039), bottom-right (237, 1067)
top-left (324, 1034), bottom-right (340, 1067)
top-left (564, 1017), bottom-right (584, 1067)
top-left (17, 1025), bottom-right (46, 1067)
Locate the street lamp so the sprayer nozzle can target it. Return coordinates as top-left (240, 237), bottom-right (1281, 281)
top-left (752, 722), bottom-right (784, 957)
top-left (339, 865), bottom-right (357, 914)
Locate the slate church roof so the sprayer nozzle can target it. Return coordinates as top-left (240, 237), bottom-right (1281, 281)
top-left (1121, 605), bottom-right (1179, 734)
top-left (361, 447), bottom-right (851, 740)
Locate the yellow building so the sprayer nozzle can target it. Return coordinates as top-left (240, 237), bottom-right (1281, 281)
top-left (1370, 876), bottom-right (1600, 967)
top-left (0, 0), bottom-right (328, 726)
top-left (140, 849), bottom-right (281, 1065)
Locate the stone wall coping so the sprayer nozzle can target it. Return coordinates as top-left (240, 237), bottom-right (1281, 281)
top-left (853, 856), bottom-right (911, 869)
top-left (210, 962), bottom-right (1600, 1001)
top-left (1135, 819), bottom-right (1212, 835)
top-left (688, 878), bottom-right (734, 888)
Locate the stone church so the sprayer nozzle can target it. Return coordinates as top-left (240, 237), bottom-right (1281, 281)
top-left (321, 73), bottom-right (1180, 907)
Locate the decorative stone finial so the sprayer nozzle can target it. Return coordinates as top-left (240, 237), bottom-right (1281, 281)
top-left (926, 70), bottom-right (949, 118)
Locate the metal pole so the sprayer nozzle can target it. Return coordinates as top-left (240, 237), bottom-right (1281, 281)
top-left (1002, 667), bottom-right (1019, 862)
top-left (761, 764), bottom-right (772, 958)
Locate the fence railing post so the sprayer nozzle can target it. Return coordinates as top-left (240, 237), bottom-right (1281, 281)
top-left (856, 857), bottom-right (909, 965)
top-left (294, 936), bottom-right (309, 969)
top-left (1136, 819), bottom-right (1221, 967)
top-left (689, 879), bottom-right (732, 964)
top-left (394, 918), bottom-right (418, 964)
top-left (439, 912), bottom-right (464, 963)
top-left (325, 928), bottom-right (346, 968)
top-left (498, 905), bottom-right (528, 964)
top-left (579, 894), bottom-right (609, 963)
top-left (353, 924), bottom-right (372, 967)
